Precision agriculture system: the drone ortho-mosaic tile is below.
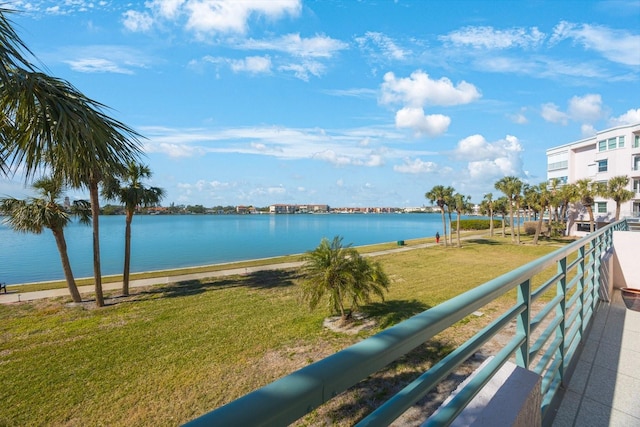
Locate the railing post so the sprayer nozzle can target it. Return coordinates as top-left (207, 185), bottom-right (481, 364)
top-left (556, 256), bottom-right (567, 384)
top-left (577, 245), bottom-right (586, 336)
top-left (516, 279), bottom-right (531, 368)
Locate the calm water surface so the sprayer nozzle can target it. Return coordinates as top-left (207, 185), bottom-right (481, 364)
top-left (0, 213), bottom-right (456, 284)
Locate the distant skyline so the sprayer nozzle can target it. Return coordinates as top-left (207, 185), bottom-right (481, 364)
top-left (2, 0), bottom-right (639, 207)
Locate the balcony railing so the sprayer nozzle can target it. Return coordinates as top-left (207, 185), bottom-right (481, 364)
top-left (185, 220), bottom-right (630, 427)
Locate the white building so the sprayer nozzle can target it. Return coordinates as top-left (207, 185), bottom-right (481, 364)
top-left (547, 123), bottom-right (640, 229)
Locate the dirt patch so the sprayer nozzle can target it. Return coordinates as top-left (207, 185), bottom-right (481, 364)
top-left (322, 313), bottom-right (377, 335)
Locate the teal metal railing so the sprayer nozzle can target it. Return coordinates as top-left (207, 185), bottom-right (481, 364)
top-left (185, 220), bottom-right (629, 426)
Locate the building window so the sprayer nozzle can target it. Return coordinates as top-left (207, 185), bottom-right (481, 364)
top-left (598, 140), bottom-right (607, 151)
top-left (634, 156), bottom-right (640, 171)
top-left (634, 179), bottom-right (640, 193)
top-left (619, 135), bottom-right (625, 148)
top-left (635, 135), bottom-right (640, 148)
top-left (596, 202), bottom-right (607, 214)
top-left (608, 138), bottom-right (617, 150)
top-left (597, 159), bottom-right (608, 172)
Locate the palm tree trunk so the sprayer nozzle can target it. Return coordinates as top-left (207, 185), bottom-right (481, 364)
top-left (587, 206), bottom-right (595, 232)
top-left (533, 206), bottom-right (546, 245)
top-left (509, 201), bottom-right (515, 243)
top-left (516, 202), bottom-right (521, 244)
top-left (51, 228), bottom-right (82, 303)
top-left (440, 208), bottom-right (448, 247)
top-left (123, 210), bottom-right (133, 296)
top-left (447, 210), bottom-right (454, 245)
top-left (456, 214), bottom-right (461, 247)
top-left (615, 202), bottom-right (621, 221)
top-left (489, 209), bottom-right (494, 237)
top-left (89, 178), bottom-right (104, 307)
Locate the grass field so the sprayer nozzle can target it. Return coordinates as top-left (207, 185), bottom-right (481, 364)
top-left (0, 235), bottom-right (565, 426)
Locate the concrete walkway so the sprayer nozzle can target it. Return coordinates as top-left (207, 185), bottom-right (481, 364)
top-left (0, 240), bottom-right (439, 304)
top-left (551, 289), bottom-right (640, 426)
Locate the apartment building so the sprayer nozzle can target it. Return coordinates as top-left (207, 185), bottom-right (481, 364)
top-left (547, 123), bottom-right (640, 230)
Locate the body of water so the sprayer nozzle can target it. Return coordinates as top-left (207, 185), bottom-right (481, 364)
top-left (0, 213), bottom-right (462, 285)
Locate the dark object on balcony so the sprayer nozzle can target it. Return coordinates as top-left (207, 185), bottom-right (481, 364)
top-left (620, 288), bottom-right (640, 311)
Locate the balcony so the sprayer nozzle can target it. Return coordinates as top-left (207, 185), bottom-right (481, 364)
top-left (185, 220), bottom-right (639, 426)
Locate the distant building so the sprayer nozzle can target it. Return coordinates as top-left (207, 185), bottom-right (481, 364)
top-left (546, 122), bottom-right (640, 229)
top-left (269, 204), bottom-right (330, 214)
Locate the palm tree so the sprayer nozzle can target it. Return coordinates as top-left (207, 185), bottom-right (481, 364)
top-left (495, 176), bottom-right (523, 244)
top-left (494, 197), bottom-right (509, 237)
top-left (574, 178), bottom-right (602, 232)
top-left (481, 193), bottom-right (495, 237)
top-left (300, 236), bottom-right (390, 322)
top-left (426, 185), bottom-right (454, 248)
top-left (0, 177), bottom-right (90, 302)
top-left (0, 12), bottom-right (144, 307)
top-left (102, 162), bottom-right (165, 295)
top-left (531, 183), bottom-right (551, 245)
top-left (605, 175), bottom-right (634, 221)
top-left (452, 193), bottom-right (472, 247)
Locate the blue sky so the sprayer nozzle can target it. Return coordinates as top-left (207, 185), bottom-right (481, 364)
top-left (2, 0), bottom-right (640, 208)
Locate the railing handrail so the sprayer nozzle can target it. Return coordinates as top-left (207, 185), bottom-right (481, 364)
top-left (184, 220), bottom-right (627, 426)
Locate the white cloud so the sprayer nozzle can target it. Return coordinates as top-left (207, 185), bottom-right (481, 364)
top-left (355, 32), bottom-right (409, 60)
top-left (312, 150), bottom-right (353, 166)
top-left (567, 94), bottom-right (603, 122)
top-left (229, 56), bottom-right (272, 73)
top-left (278, 60), bottom-right (326, 81)
top-left (440, 26), bottom-right (546, 49)
top-left (64, 58), bottom-right (134, 74)
top-left (609, 108), bottom-right (640, 126)
top-left (454, 134), bottom-right (524, 180)
top-left (393, 158), bottom-right (438, 174)
top-left (381, 70), bottom-right (481, 107)
top-left (541, 102), bottom-right (569, 125)
top-left (551, 21), bottom-right (640, 66)
top-left (240, 34), bottom-right (348, 58)
top-left (122, 10), bottom-right (153, 32)
top-left (125, 0), bottom-right (301, 35)
top-left (395, 108), bottom-right (450, 137)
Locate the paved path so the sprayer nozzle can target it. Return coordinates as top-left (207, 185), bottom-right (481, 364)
top-left (0, 240), bottom-right (441, 304)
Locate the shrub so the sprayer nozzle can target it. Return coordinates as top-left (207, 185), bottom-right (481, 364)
top-left (523, 221), bottom-right (549, 235)
top-left (452, 219), bottom-right (501, 231)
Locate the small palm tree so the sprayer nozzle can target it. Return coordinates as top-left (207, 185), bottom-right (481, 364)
top-left (426, 185), bottom-right (454, 248)
top-left (102, 162), bottom-right (165, 296)
top-left (531, 183), bottom-right (551, 245)
top-left (494, 197), bottom-right (509, 237)
top-left (575, 178), bottom-right (599, 232)
top-left (495, 176), bottom-right (523, 244)
top-left (0, 177), bottom-right (90, 302)
top-left (452, 193), bottom-right (472, 247)
top-left (605, 175), bottom-right (634, 221)
top-left (300, 236), bottom-right (390, 322)
top-left (481, 193), bottom-right (495, 237)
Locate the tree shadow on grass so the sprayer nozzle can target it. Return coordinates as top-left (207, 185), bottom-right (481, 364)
top-left (363, 299), bottom-right (431, 329)
top-left (125, 268), bottom-right (301, 301)
top-left (466, 238), bottom-right (502, 245)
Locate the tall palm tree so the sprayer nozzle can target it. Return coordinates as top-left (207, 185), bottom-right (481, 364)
top-left (494, 197), bottom-right (509, 237)
top-left (0, 177), bottom-right (90, 302)
top-left (531, 183), bottom-right (551, 245)
top-left (605, 175), bottom-right (634, 221)
top-left (495, 176), bottom-right (522, 244)
top-left (452, 193), bottom-right (472, 247)
top-left (300, 236), bottom-right (390, 322)
top-left (426, 185), bottom-right (454, 248)
top-left (574, 178), bottom-right (600, 232)
top-left (481, 192), bottom-right (495, 237)
top-left (102, 162), bottom-right (165, 296)
top-left (0, 12), bottom-right (144, 307)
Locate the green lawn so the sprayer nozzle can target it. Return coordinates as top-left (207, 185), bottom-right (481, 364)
top-left (0, 235), bottom-right (563, 426)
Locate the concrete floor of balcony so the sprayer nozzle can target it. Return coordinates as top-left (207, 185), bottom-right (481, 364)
top-left (550, 289), bottom-right (640, 426)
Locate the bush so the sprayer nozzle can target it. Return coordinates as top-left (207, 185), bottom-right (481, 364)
top-left (523, 221), bottom-right (549, 235)
top-left (452, 219), bottom-right (501, 231)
